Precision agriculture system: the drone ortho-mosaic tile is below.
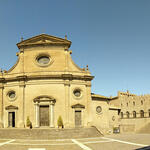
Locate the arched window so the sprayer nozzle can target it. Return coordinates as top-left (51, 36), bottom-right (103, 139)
top-left (133, 101), bottom-right (135, 106)
top-left (141, 101), bottom-right (143, 105)
top-left (148, 109), bottom-right (150, 117)
top-left (121, 112), bottom-right (123, 118)
top-left (133, 111), bottom-right (136, 118)
top-left (126, 111), bottom-right (130, 118)
top-left (140, 110), bottom-right (144, 118)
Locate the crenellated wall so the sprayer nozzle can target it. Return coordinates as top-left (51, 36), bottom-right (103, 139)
top-left (117, 91), bottom-right (150, 132)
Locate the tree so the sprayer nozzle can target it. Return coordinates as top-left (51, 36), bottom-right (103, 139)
top-left (26, 116), bottom-right (31, 127)
top-left (57, 116), bottom-right (63, 128)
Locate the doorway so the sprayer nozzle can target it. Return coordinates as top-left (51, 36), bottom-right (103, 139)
top-left (8, 112), bottom-right (15, 127)
top-left (75, 110), bottom-right (81, 127)
top-left (39, 105), bottom-right (49, 126)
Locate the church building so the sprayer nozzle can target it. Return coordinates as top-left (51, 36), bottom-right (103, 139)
top-left (1, 34), bottom-right (149, 135)
top-left (0, 34), bottom-right (119, 134)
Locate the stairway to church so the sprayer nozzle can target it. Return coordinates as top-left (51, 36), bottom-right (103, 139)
top-left (0, 127), bottom-right (103, 139)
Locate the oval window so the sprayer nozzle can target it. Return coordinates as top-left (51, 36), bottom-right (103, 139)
top-left (8, 91), bottom-right (16, 100)
top-left (96, 106), bottom-right (102, 113)
top-left (73, 89), bottom-right (81, 97)
top-left (37, 56), bottom-right (50, 65)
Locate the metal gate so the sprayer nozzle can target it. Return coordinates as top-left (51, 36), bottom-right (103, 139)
top-left (40, 105), bottom-right (49, 126)
top-left (75, 110), bottom-right (81, 127)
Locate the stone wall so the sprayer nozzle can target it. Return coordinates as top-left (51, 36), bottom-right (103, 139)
top-left (117, 91), bottom-right (150, 132)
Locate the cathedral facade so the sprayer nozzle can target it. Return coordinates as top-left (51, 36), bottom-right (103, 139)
top-left (0, 34), bottom-right (149, 135)
top-left (0, 34), bottom-right (94, 129)
top-left (0, 34), bottom-right (114, 132)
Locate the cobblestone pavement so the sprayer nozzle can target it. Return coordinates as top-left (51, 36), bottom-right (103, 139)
top-left (0, 134), bottom-right (150, 150)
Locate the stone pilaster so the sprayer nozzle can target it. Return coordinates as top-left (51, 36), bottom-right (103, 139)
top-left (65, 48), bottom-right (69, 71)
top-left (35, 102), bottom-right (39, 127)
top-left (18, 80), bottom-right (26, 127)
top-left (19, 49), bottom-right (24, 73)
top-left (17, 47), bottom-right (25, 127)
top-left (0, 83), bottom-right (4, 128)
top-left (86, 81), bottom-right (92, 127)
top-left (64, 80), bottom-right (70, 128)
top-left (49, 101), bottom-right (54, 128)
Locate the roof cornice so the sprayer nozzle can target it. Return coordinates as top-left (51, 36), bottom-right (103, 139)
top-left (0, 74), bottom-right (94, 83)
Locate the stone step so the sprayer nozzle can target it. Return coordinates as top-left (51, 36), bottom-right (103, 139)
top-left (0, 127), bottom-right (103, 139)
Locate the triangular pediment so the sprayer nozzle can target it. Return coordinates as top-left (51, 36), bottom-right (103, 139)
top-left (17, 34), bottom-right (71, 49)
top-left (71, 103), bottom-right (85, 109)
top-left (5, 105), bottom-right (18, 110)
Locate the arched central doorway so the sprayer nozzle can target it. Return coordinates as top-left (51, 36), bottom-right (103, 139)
top-left (33, 96), bottom-right (56, 128)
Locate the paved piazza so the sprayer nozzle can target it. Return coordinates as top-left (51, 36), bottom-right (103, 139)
top-left (0, 134), bottom-right (149, 150)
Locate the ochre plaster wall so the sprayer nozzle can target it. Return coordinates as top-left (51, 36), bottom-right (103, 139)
top-left (90, 100), bottom-right (110, 134)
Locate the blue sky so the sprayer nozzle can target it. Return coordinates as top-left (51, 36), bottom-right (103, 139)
top-left (0, 0), bottom-right (150, 96)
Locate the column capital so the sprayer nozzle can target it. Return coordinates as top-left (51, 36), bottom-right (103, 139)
top-left (85, 81), bottom-right (91, 87)
top-left (49, 99), bottom-right (56, 105)
top-left (34, 101), bottom-right (39, 105)
top-left (64, 80), bottom-right (70, 86)
top-left (0, 84), bottom-right (4, 89)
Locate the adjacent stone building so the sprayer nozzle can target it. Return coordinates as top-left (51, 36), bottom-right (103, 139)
top-left (0, 34), bottom-right (149, 134)
top-left (118, 91), bottom-right (150, 133)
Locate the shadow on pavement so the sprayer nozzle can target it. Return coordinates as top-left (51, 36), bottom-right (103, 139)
top-left (135, 146), bottom-right (150, 150)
